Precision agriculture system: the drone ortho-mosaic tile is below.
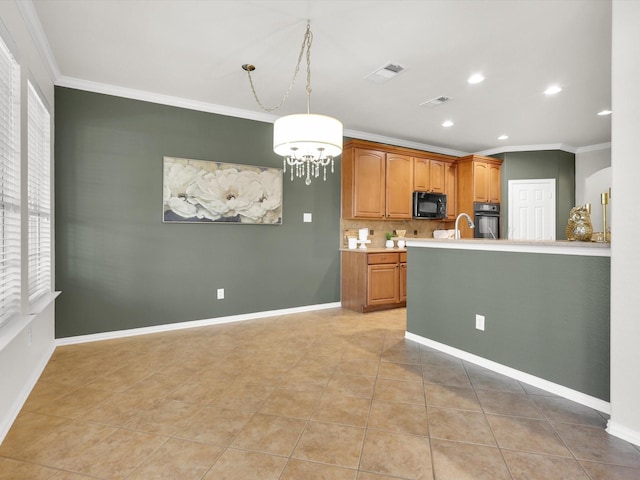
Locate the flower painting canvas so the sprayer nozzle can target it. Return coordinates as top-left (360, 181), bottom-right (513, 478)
top-left (163, 157), bottom-right (283, 224)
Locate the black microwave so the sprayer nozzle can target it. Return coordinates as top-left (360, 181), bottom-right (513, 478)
top-left (413, 192), bottom-right (447, 219)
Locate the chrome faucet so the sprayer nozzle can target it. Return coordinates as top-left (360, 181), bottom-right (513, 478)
top-left (454, 213), bottom-right (475, 239)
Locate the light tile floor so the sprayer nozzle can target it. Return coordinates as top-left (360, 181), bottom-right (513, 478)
top-left (2, 308), bottom-right (640, 479)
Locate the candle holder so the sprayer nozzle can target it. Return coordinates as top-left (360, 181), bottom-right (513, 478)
top-left (600, 192), bottom-right (609, 243)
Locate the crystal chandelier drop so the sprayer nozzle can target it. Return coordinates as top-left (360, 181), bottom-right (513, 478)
top-left (242, 23), bottom-right (343, 185)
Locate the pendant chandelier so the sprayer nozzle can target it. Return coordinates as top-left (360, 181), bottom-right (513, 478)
top-left (242, 23), bottom-right (343, 185)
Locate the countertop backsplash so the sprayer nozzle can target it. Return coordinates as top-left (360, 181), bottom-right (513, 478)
top-left (340, 218), bottom-right (450, 248)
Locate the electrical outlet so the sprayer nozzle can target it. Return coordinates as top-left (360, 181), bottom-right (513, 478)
top-left (217, 288), bottom-right (225, 300)
top-left (303, 213), bottom-right (312, 222)
top-left (369, 229), bottom-right (374, 235)
top-left (414, 230), bottom-right (418, 236)
top-left (475, 314), bottom-right (485, 331)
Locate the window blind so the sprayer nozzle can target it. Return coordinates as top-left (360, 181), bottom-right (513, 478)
top-left (27, 81), bottom-right (51, 306)
top-left (0, 37), bottom-right (21, 327)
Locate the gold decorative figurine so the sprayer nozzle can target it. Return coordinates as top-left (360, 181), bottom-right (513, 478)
top-left (566, 205), bottom-right (593, 241)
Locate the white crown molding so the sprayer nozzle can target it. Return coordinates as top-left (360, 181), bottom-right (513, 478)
top-left (16, 0), bottom-right (60, 82)
top-left (54, 75), bottom-right (617, 160)
top-left (57, 76), bottom-right (472, 157)
top-left (474, 143), bottom-right (578, 156)
top-left (575, 142), bottom-right (612, 154)
top-left (57, 75), bottom-right (279, 124)
top-left (343, 129), bottom-right (470, 157)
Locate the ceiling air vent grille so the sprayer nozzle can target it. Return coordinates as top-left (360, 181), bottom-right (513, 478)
top-left (419, 96), bottom-right (452, 108)
top-left (365, 63), bottom-right (406, 83)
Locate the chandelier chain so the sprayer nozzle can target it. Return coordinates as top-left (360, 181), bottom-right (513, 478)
top-left (245, 23), bottom-right (313, 113)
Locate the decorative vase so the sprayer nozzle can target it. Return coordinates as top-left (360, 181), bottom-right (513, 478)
top-left (385, 239), bottom-right (394, 248)
top-left (397, 240), bottom-right (405, 248)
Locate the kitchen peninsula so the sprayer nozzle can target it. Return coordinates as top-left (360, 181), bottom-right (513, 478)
top-left (405, 238), bottom-right (611, 409)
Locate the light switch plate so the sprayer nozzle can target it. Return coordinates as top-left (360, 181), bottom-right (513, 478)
top-left (217, 288), bottom-right (224, 300)
top-left (475, 314), bottom-right (485, 331)
top-left (303, 213), bottom-right (312, 222)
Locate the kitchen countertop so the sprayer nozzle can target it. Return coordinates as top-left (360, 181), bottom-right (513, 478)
top-left (406, 237), bottom-right (610, 257)
top-left (340, 247), bottom-right (407, 253)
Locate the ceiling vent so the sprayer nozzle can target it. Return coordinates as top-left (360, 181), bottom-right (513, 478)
top-left (419, 96), bottom-right (452, 108)
top-left (365, 63), bottom-right (406, 83)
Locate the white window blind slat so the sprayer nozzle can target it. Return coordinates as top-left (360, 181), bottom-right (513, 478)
top-left (27, 81), bottom-right (51, 306)
top-left (0, 36), bottom-right (20, 328)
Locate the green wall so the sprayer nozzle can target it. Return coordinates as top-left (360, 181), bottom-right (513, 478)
top-left (55, 87), bottom-right (341, 338)
top-left (494, 150), bottom-right (575, 240)
top-left (406, 247), bottom-right (610, 400)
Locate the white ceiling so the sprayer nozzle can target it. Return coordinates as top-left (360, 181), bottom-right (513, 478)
top-left (29, 0), bottom-right (612, 155)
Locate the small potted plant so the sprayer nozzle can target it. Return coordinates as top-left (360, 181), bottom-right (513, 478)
top-left (385, 232), bottom-right (394, 248)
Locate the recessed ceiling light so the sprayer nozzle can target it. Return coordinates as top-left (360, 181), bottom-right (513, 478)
top-left (468, 73), bottom-right (485, 84)
top-left (597, 110), bottom-right (612, 116)
top-left (544, 85), bottom-right (562, 95)
top-left (498, 134), bottom-right (509, 140)
top-left (442, 120), bottom-right (454, 127)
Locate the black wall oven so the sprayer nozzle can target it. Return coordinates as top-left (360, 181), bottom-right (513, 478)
top-left (474, 202), bottom-right (500, 239)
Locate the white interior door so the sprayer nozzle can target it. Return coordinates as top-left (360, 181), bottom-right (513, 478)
top-left (508, 179), bottom-right (556, 240)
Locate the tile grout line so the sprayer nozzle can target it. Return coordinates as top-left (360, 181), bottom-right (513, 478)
top-left (461, 357), bottom-right (516, 480)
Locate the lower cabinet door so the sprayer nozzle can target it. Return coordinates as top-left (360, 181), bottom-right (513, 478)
top-left (399, 263), bottom-right (407, 301)
top-left (367, 263), bottom-right (399, 305)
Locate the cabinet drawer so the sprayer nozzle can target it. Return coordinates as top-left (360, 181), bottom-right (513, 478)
top-left (400, 252), bottom-right (407, 263)
top-left (368, 253), bottom-right (400, 265)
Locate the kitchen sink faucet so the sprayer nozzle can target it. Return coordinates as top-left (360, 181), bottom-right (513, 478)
top-left (455, 213), bottom-right (475, 239)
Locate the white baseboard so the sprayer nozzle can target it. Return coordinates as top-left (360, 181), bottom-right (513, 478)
top-left (405, 331), bottom-right (611, 414)
top-left (607, 421), bottom-right (640, 447)
top-left (0, 342), bottom-right (55, 444)
top-left (56, 302), bottom-right (342, 346)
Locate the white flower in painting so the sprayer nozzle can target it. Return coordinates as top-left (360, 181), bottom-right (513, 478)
top-left (164, 161), bottom-right (200, 201)
top-left (168, 196), bottom-right (197, 218)
top-left (185, 168), bottom-right (261, 221)
top-left (254, 170), bottom-right (282, 223)
top-left (164, 161), bottom-right (204, 218)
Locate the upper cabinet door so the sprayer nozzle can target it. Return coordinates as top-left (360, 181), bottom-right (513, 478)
top-left (489, 163), bottom-right (501, 203)
top-left (429, 160), bottom-right (446, 193)
top-left (445, 162), bottom-right (457, 219)
top-left (413, 157), bottom-right (429, 191)
top-left (386, 153), bottom-right (413, 219)
top-left (473, 161), bottom-right (489, 202)
top-left (353, 148), bottom-right (386, 218)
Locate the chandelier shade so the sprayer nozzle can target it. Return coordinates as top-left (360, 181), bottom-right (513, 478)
top-left (273, 113), bottom-right (343, 159)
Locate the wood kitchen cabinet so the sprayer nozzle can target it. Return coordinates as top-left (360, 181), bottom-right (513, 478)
top-left (412, 156), bottom-right (451, 194)
top-left (488, 162), bottom-right (501, 203)
top-left (385, 153), bottom-right (413, 219)
top-left (429, 160), bottom-right (446, 193)
top-left (341, 145), bottom-right (386, 218)
top-left (399, 255), bottom-right (407, 302)
top-left (342, 139), bottom-right (456, 220)
top-left (341, 250), bottom-right (406, 312)
top-left (458, 155), bottom-right (502, 204)
top-left (413, 157), bottom-right (429, 191)
top-left (456, 155), bottom-right (503, 237)
top-left (445, 162), bottom-right (457, 220)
